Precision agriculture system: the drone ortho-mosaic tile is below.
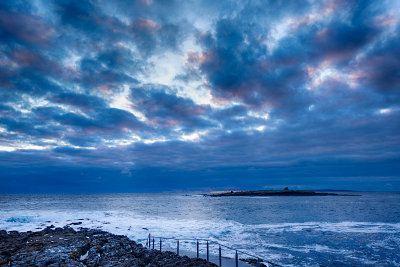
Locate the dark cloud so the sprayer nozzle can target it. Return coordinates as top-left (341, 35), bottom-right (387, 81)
top-left (129, 18), bottom-right (182, 56)
top-left (194, 18), bottom-right (310, 112)
top-left (0, 8), bottom-right (54, 47)
top-left (54, 0), bottom-right (100, 31)
top-left (131, 85), bottom-right (213, 131)
top-left (354, 24), bottom-right (400, 94)
top-left (0, 0), bottom-right (399, 192)
top-left (50, 93), bottom-right (107, 112)
top-left (0, 115), bottom-right (61, 139)
top-left (49, 107), bottom-right (145, 135)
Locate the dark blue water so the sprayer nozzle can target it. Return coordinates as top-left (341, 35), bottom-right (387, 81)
top-left (1, 192), bottom-right (399, 266)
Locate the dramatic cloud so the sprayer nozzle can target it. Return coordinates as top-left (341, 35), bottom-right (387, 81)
top-left (0, 0), bottom-right (399, 192)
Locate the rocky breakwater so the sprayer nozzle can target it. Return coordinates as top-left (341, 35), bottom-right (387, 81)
top-left (0, 226), bottom-right (217, 266)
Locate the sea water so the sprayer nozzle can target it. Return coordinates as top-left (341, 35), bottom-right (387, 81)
top-left (0, 192), bottom-right (399, 266)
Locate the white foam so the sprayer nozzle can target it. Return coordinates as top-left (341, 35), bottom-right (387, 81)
top-left (251, 221), bottom-right (400, 234)
top-left (1, 209), bottom-right (399, 264)
top-left (264, 243), bottom-right (353, 255)
top-left (80, 251), bottom-right (89, 261)
top-left (367, 235), bottom-right (400, 250)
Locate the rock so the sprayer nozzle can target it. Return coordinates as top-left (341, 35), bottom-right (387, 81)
top-left (0, 227), bottom-right (218, 266)
top-left (0, 231), bottom-right (7, 238)
top-left (68, 222), bottom-right (83, 226)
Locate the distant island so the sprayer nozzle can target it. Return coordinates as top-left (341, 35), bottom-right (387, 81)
top-left (314, 189), bottom-right (355, 192)
top-left (207, 187), bottom-right (360, 197)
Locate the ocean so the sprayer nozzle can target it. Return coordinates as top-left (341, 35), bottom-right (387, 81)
top-left (0, 192), bottom-right (399, 266)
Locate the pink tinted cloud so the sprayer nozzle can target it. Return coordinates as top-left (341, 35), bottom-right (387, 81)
top-left (130, 18), bottom-right (159, 30)
top-left (12, 49), bottom-right (62, 75)
top-left (0, 10), bottom-right (54, 46)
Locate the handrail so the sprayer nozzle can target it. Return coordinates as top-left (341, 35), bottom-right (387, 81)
top-left (151, 237), bottom-right (260, 259)
top-left (143, 234), bottom-right (282, 267)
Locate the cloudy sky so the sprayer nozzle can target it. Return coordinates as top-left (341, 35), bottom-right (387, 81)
top-left (0, 0), bottom-right (399, 193)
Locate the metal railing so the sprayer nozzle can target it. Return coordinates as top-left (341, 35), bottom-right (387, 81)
top-left (144, 234), bottom-right (282, 267)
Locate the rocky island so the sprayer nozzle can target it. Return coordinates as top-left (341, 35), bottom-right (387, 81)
top-left (0, 226), bottom-right (218, 267)
top-left (208, 188), bottom-right (360, 197)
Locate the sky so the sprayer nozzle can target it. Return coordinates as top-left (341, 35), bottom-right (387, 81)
top-left (0, 0), bottom-right (399, 193)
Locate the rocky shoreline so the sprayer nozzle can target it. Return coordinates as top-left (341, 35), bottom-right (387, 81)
top-left (0, 226), bottom-right (218, 266)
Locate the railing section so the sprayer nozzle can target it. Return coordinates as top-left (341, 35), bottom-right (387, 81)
top-left (144, 233), bottom-right (281, 267)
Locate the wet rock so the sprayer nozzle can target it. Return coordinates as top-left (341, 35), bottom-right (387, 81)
top-left (0, 226), bottom-right (218, 266)
top-left (0, 231), bottom-right (7, 238)
top-left (68, 222), bottom-right (83, 226)
top-left (241, 258), bottom-right (281, 267)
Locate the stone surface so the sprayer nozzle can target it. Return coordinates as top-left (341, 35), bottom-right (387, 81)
top-left (0, 226), bottom-right (218, 266)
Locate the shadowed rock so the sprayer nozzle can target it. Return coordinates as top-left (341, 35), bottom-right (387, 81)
top-left (0, 226), bottom-right (217, 266)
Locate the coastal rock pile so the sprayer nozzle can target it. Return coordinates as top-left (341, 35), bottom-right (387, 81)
top-left (0, 226), bottom-right (217, 266)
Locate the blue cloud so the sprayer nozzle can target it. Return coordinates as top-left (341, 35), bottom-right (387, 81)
top-left (0, 0), bottom-right (399, 192)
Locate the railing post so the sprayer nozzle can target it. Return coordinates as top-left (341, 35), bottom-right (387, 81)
top-left (219, 245), bottom-right (222, 266)
top-left (196, 240), bottom-right (199, 258)
top-left (235, 250), bottom-right (238, 267)
top-left (256, 258), bottom-right (260, 267)
top-left (152, 238), bottom-right (154, 249)
top-left (206, 241), bottom-right (209, 262)
top-left (160, 238), bottom-right (162, 252)
top-left (177, 239), bottom-right (179, 255)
